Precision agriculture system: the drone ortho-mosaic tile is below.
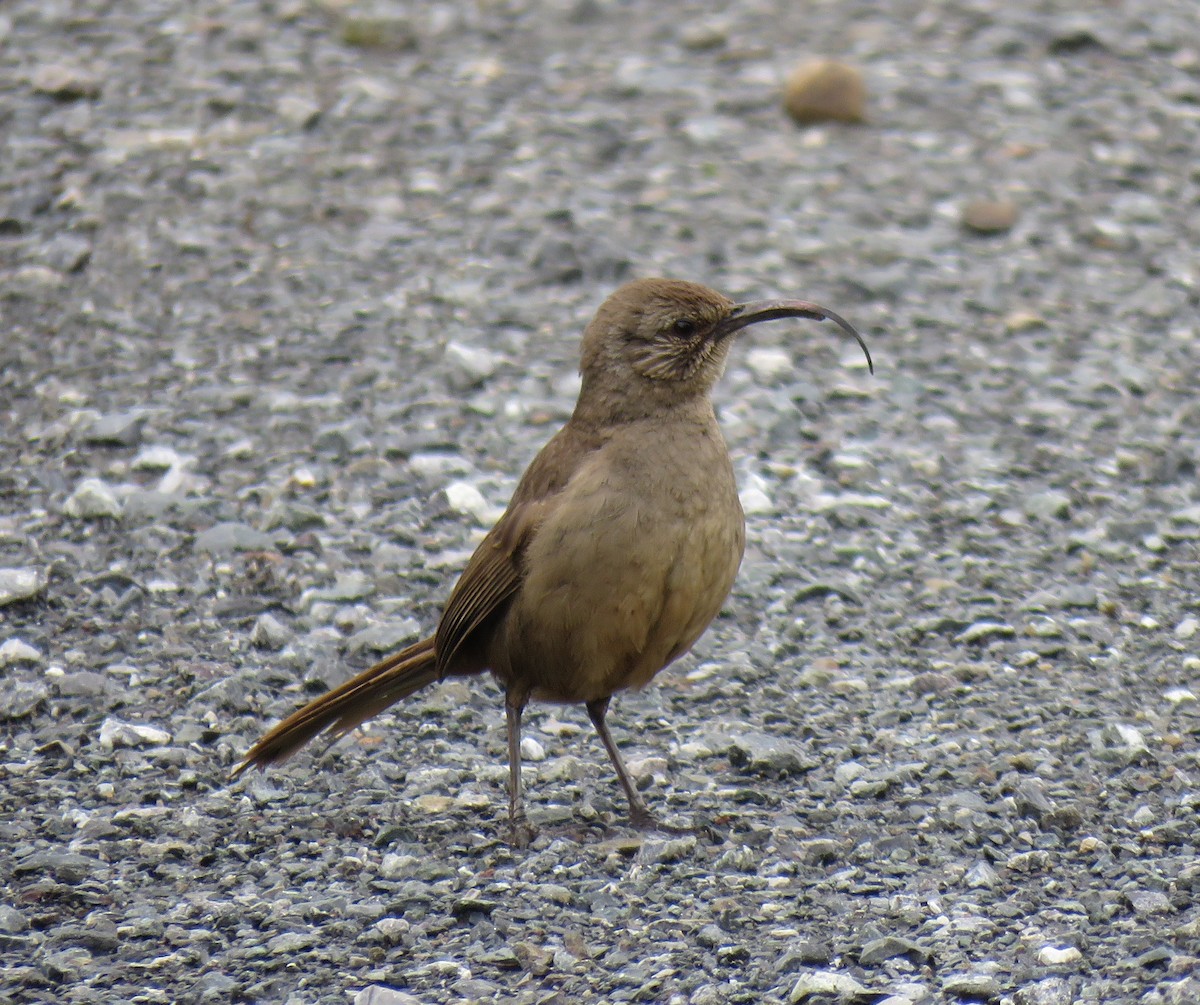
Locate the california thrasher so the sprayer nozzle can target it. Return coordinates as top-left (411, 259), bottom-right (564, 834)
top-left (234, 278), bottom-right (871, 842)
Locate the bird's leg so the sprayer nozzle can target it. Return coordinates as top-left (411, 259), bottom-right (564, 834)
top-left (505, 689), bottom-right (535, 847)
top-left (586, 696), bottom-right (660, 830)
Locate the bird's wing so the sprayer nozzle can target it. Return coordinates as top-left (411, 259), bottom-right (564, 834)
top-left (434, 422), bottom-right (601, 676)
top-left (434, 500), bottom-right (541, 674)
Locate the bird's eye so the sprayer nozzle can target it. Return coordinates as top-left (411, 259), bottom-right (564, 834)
top-left (672, 318), bottom-right (697, 337)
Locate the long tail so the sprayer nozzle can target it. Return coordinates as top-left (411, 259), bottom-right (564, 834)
top-left (232, 635), bottom-right (439, 777)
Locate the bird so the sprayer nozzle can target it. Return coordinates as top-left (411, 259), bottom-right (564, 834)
top-left (233, 278), bottom-right (872, 844)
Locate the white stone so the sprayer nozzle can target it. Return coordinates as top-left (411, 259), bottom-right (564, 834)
top-left (98, 717), bottom-right (171, 750)
top-left (443, 480), bottom-right (499, 523)
top-left (64, 478), bottom-right (122, 519)
top-left (0, 639), bottom-right (41, 666)
top-left (520, 737), bottom-right (546, 761)
top-left (1037, 945), bottom-right (1083, 966)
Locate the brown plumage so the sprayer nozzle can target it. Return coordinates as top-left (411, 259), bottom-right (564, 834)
top-left (233, 278), bottom-right (871, 843)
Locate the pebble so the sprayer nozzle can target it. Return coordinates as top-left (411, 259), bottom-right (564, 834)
top-left (956, 621), bottom-right (1015, 644)
top-left (1090, 722), bottom-right (1150, 764)
top-left (250, 613), bottom-right (292, 649)
top-left (443, 480), bottom-right (499, 523)
top-left (193, 522), bottom-right (275, 554)
top-left (98, 717), bottom-right (172, 750)
top-left (859, 936), bottom-right (929, 965)
top-left (31, 62), bottom-right (101, 99)
top-left (745, 347), bottom-right (793, 382)
top-left (725, 731), bottom-right (814, 776)
top-left (519, 736), bottom-right (546, 761)
top-left (943, 973), bottom-right (1001, 999)
top-left (680, 20), bottom-right (728, 51)
top-left (965, 862), bottom-right (999, 889)
top-left (1126, 890), bottom-right (1172, 916)
top-left (961, 198), bottom-right (1019, 233)
top-left (1175, 616), bottom-right (1198, 639)
top-left (63, 478), bottom-right (122, 519)
top-left (0, 567), bottom-right (45, 606)
top-left (789, 970), bottom-right (868, 1002)
top-left (132, 445), bottom-right (184, 471)
top-left (783, 60), bottom-right (867, 124)
top-left (739, 472), bottom-right (775, 515)
top-left (1015, 977), bottom-right (1074, 1005)
top-left (1036, 945), bottom-right (1083, 966)
top-left (0, 639), bottom-right (41, 666)
top-left (444, 341), bottom-right (504, 389)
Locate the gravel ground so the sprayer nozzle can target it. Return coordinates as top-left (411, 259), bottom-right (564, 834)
top-left (2, 1), bottom-right (1199, 1003)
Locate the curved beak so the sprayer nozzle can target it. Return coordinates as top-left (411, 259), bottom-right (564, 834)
top-left (716, 299), bottom-right (874, 374)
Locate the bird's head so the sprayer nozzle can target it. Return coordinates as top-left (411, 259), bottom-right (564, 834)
top-left (576, 278), bottom-right (871, 422)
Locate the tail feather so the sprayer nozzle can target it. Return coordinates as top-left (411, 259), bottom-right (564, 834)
top-left (232, 635), bottom-right (439, 777)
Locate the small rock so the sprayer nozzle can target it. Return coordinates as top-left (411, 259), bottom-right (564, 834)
top-left (0, 639), bottom-right (42, 666)
top-left (64, 478), bottom-right (122, 519)
top-left (859, 936), bottom-right (930, 965)
top-left (520, 737), bottom-right (546, 761)
top-left (834, 760), bottom-right (866, 787)
top-left (626, 755), bottom-right (668, 784)
top-left (132, 445), bottom-right (183, 471)
top-left (41, 233), bottom-right (92, 273)
top-left (1126, 890), bottom-right (1172, 916)
top-left (1014, 977), bottom-right (1074, 1005)
top-left (266, 931), bottom-right (317, 954)
top-left (680, 20), bottom-right (728, 51)
top-left (956, 621), bottom-right (1015, 644)
top-left (745, 347), bottom-right (792, 381)
top-left (739, 472), bottom-right (775, 515)
top-left (98, 717), bottom-right (172, 750)
top-left (639, 835), bottom-right (697, 864)
top-left (0, 568), bottom-right (45, 606)
top-left (943, 972), bottom-right (1001, 1000)
top-left (1175, 617), bottom-right (1198, 640)
top-left (278, 93), bottom-right (321, 128)
top-left (250, 614), bottom-right (292, 650)
top-left (1036, 945), bottom-right (1082, 966)
top-left (83, 411), bottom-right (145, 446)
top-left (1090, 722), bottom-right (1150, 764)
top-left (444, 341), bottom-right (504, 389)
top-left (379, 854), bottom-right (419, 880)
top-left (340, 15), bottom-right (418, 52)
top-left (194, 522), bottom-right (275, 554)
top-left (965, 862), bottom-right (999, 889)
top-left (444, 480), bottom-right (498, 523)
top-left (725, 731), bottom-right (814, 777)
top-left (1024, 490), bottom-right (1071, 520)
top-left (345, 619), bottom-right (421, 656)
top-left (54, 670), bottom-right (111, 697)
top-left (789, 970), bottom-right (868, 1002)
top-left (32, 63), bottom-right (100, 100)
top-left (783, 60), bottom-right (867, 124)
top-left (962, 198), bottom-right (1019, 234)
top-left (798, 839), bottom-right (840, 864)
top-left (304, 572), bottom-right (375, 605)
top-left (0, 905), bottom-right (28, 933)
top-left (1161, 978), bottom-right (1200, 1005)
top-left (1056, 585), bottom-right (1098, 609)
top-left (1131, 804), bottom-right (1155, 828)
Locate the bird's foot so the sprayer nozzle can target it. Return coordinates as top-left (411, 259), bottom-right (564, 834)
top-left (630, 809), bottom-right (723, 843)
top-left (508, 817), bottom-right (537, 849)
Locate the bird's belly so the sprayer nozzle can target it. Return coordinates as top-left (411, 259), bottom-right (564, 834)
top-left (493, 457), bottom-right (745, 704)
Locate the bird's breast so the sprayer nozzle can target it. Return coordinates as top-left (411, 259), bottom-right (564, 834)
top-left (491, 417), bottom-right (745, 704)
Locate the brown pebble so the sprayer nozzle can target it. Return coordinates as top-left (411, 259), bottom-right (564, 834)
top-left (783, 60), bottom-right (866, 125)
top-left (961, 198), bottom-right (1019, 233)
